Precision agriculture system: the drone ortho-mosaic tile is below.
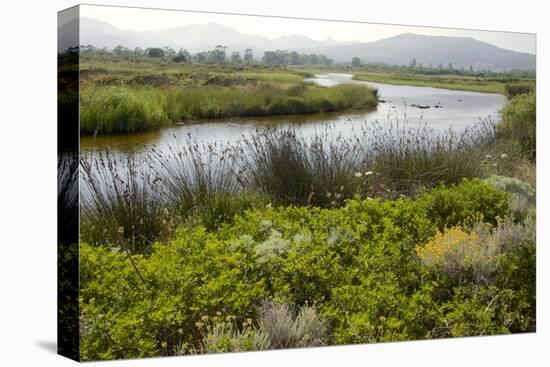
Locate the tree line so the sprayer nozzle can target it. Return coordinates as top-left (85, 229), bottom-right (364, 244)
top-left (77, 44), bottom-right (535, 78)
top-left (350, 56), bottom-right (535, 79)
top-left (79, 44), bottom-right (333, 66)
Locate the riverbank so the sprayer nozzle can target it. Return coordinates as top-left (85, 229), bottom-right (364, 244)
top-left (352, 72), bottom-right (513, 94)
top-left (79, 62), bottom-right (378, 134)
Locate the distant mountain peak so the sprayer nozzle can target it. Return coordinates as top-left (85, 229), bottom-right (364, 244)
top-left (310, 33), bottom-right (535, 70)
top-left (75, 18), bottom-right (535, 70)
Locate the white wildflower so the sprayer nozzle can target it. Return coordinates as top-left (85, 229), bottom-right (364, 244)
top-left (354, 172), bottom-right (362, 178)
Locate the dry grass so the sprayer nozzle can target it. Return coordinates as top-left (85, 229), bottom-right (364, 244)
top-left (512, 159), bottom-right (536, 189)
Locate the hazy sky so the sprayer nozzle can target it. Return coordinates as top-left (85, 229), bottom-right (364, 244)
top-left (80, 4), bottom-right (536, 54)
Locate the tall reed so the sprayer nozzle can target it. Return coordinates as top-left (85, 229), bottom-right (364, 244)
top-left (80, 150), bottom-right (172, 254)
top-left (359, 118), bottom-right (496, 195)
top-left (236, 126), bottom-right (363, 207)
top-left (148, 135), bottom-right (263, 230)
top-left (80, 118), bottom-right (497, 252)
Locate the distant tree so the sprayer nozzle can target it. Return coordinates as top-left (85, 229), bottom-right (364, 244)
top-left (351, 57), bottom-right (361, 67)
top-left (290, 51), bottom-right (300, 65)
top-left (309, 54), bottom-right (319, 64)
top-left (230, 51), bottom-right (242, 64)
top-left (469, 64), bottom-right (474, 73)
top-left (244, 48), bottom-right (254, 63)
top-left (133, 47), bottom-right (144, 56)
top-left (193, 51), bottom-right (207, 63)
top-left (263, 51), bottom-right (279, 65)
top-left (252, 49), bottom-right (333, 66)
top-left (163, 47), bottom-right (176, 57)
top-left (147, 48), bottom-right (165, 58)
top-left (113, 45), bottom-right (129, 56)
top-left (173, 48), bottom-right (190, 63)
top-left (204, 50), bottom-right (215, 63)
top-left (80, 44), bottom-right (95, 52)
top-left (448, 62), bottom-right (453, 70)
top-left (410, 57), bottom-right (417, 68)
top-left (279, 50), bottom-right (290, 64)
top-left (213, 45), bottom-right (227, 63)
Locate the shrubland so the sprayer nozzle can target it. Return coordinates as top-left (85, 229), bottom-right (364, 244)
top-left (79, 179), bottom-right (535, 360)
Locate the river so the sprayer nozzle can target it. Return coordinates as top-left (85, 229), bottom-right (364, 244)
top-left (80, 73), bottom-right (506, 153)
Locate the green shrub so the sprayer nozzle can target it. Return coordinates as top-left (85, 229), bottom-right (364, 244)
top-left (496, 244), bottom-right (536, 332)
top-left (504, 81), bottom-right (535, 97)
top-left (498, 93), bottom-right (536, 159)
top-left (418, 179), bottom-right (510, 231)
top-left (80, 180), bottom-right (534, 360)
top-left (432, 286), bottom-right (524, 338)
top-left (79, 228), bottom-right (267, 360)
top-left (487, 175), bottom-right (535, 204)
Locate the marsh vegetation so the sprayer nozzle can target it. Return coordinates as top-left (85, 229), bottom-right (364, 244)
top-left (80, 59), bottom-right (378, 134)
top-left (75, 46), bottom-right (536, 361)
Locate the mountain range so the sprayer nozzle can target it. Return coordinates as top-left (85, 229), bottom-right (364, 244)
top-left (59, 17), bottom-right (535, 70)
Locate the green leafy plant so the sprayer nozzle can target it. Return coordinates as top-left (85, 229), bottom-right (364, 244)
top-left (498, 93), bottom-right (536, 159)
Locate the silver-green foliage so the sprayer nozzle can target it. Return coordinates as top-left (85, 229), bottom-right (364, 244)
top-left (258, 301), bottom-right (325, 349)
